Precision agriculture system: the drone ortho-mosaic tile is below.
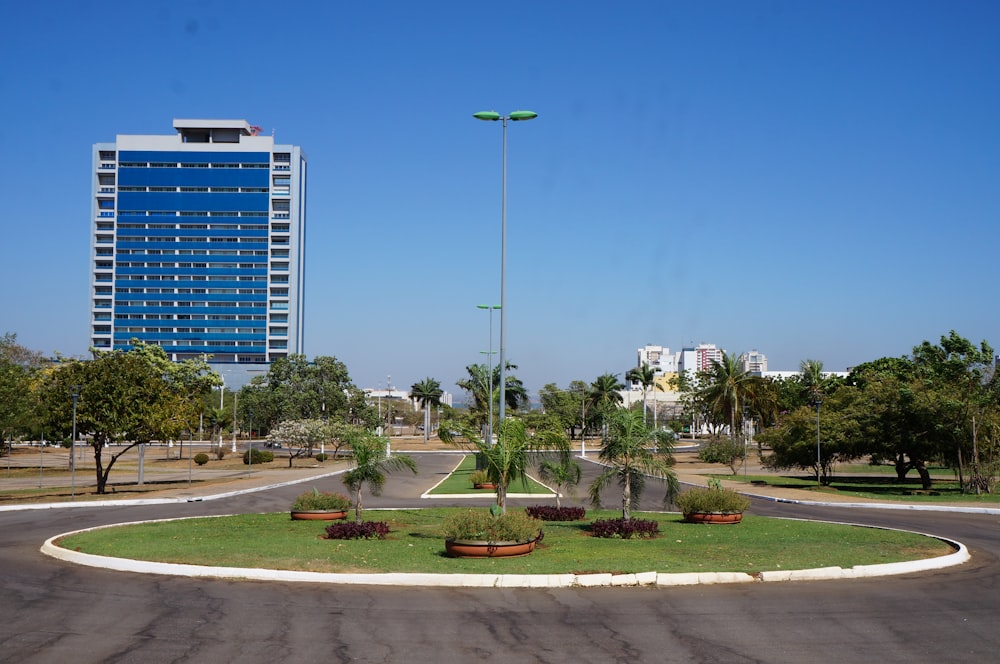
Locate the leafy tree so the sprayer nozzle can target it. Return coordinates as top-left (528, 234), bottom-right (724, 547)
top-left (697, 436), bottom-right (745, 476)
top-left (588, 407), bottom-right (679, 520)
top-left (759, 386), bottom-right (867, 482)
top-left (267, 418), bottom-right (330, 467)
top-left (238, 355), bottom-right (373, 434)
top-left (41, 343), bottom-right (218, 494)
top-left (0, 333), bottom-right (42, 443)
top-left (410, 377), bottom-right (443, 444)
top-left (341, 430), bottom-right (417, 524)
top-left (911, 331), bottom-right (995, 487)
top-left (538, 381), bottom-right (588, 439)
top-left (696, 353), bottom-right (756, 443)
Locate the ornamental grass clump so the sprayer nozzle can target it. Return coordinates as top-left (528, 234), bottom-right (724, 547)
top-left (442, 508), bottom-right (542, 543)
top-left (675, 479), bottom-right (751, 515)
top-left (291, 488), bottom-right (351, 512)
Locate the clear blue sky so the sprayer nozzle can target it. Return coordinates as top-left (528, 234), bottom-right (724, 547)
top-left (3, 1), bottom-right (998, 399)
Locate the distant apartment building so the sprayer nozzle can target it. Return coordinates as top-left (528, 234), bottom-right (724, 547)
top-left (739, 350), bottom-right (768, 374)
top-left (679, 343), bottom-right (725, 376)
top-left (90, 119), bottom-right (306, 388)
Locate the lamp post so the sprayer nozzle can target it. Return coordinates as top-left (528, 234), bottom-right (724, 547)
top-left (473, 109), bottom-right (537, 432)
top-left (246, 410), bottom-right (253, 479)
top-left (70, 385), bottom-right (80, 499)
top-left (477, 304), bottom-right (500, 444)
top-left (814, 396), bottom-right (823, 487)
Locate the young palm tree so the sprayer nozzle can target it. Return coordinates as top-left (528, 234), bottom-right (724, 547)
top-left (409, 377), bottom-right (443, 444)
top-left (446, 417), bottom-right (567, 514)
top-left (538, 454), bottom-right (581, 508)
top-left (342, 431), bottom-right (417, 523)
top-left (588, 407), bottom-right (679, 520)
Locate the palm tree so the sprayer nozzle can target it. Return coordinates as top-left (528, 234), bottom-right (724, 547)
top-left (626, 363), bottom-right (657, 425)
top-left (588, 407), bottom-right (679, 520)
top-left (538, 453), bottom-right (581, 509)
top-left (409, 377), bottom-right (443, 444)
top-left (588, 372), bottom-right (624, 434)
top-left (341, 430), bottom-right (417, 523)
top-left (445, 417), bottom-right (567, 514)
top-left (800, 358), bottom-right (826, 404)
top-left (456, 361), bottom-right (529, 432)
top-left (697, 353), bottom-right (757, 445)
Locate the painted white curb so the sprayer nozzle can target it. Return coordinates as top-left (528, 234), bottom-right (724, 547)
top-left (41, 516), bottom-right (969, 588)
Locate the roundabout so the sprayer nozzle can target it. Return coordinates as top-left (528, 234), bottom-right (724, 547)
top-left (3, 450), bottom-right (999, 663)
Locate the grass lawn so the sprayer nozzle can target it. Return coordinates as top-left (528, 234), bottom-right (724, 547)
top-left (716, 473), bottom-right (1000, 503)
top-left (426, 455), bottom-right (554, 495)
top-left (57, 508), bottom-right (954, 576)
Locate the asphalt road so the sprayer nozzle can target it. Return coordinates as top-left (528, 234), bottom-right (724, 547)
top-left (2, 452), bottom-right (998, 664)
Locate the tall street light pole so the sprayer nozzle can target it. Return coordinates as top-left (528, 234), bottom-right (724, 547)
top-left (473, 110), bottom-right (537, 432)
top-left (70, 385), bottom-right (80, 499)
top-left (477, 304), bottom-right (500, 443)
top-left (814, 396), bottom-right (823, 487)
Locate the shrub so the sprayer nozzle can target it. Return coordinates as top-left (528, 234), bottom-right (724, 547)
top-left (590, 517), bottom-right (659, 539)
top-left (213, 447), bottom-right (227, 461)
top-left (324, 521), bottom-right (390, 540)
top-left (193, 453), bottom-right (210, 466)
top-left (469, 469), bottom-right (492, 486)
top-left (441, 509), bottom-right (542, 543)
top-left (291, 488), bottom-right (350, 512)
top-left (242, 449), bottom-right (274, 464)
top-left (675, 479), bottom-right (751, 514)
top-left (525, 505), bottom-right (586, 521)
top-left (314, 453), bottom-right (328, 462)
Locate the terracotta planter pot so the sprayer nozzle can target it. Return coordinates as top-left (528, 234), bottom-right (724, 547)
top-left (473, 483), bottom-right (497, 490)
top-left (290, 510), bottom-right (349, 521)
top-left (683, 511), bottom-right (743, 524)
top-left (445, 538), bottom-right (537, 558)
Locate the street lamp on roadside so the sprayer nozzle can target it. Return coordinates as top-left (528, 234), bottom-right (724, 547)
top-left (814, 396), bottom-right (823, 487)
top-left (70, 385), bottom-right (80, 499)
top-left (473, 109), bottom-right (537, 431)
top-left (477, 304), bottom-right (500, 443)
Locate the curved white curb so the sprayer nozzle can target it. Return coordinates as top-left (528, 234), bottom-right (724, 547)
top-left (41, 517), bottom-right (968, 588)
top-left (0, 468), bottom-right (348, 512)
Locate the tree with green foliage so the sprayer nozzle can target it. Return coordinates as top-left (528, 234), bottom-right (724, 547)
top-left (538, 381), bottom-right (588, 439)
top-left (588, 406), bottom-right (679, 520)
top-left (238, 355), bottom-right (374, 434)
top-left (0, 333), bottom-right (43, 444)
top-left (341, 430), bottom-right (417, 524)
top-left (41, 343), bottom-right (218, 494)
top-left (759, 385), bottom-right (867, 482)
top-left (267, 418), bottom-right (331, 467)
top-left (410, 377), bottom-right (443, 444)
top-left (697, 436), bottom-right (745, 476)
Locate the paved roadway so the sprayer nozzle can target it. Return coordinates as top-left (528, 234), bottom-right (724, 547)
top-left (2, 452), bottom-right (998, 663)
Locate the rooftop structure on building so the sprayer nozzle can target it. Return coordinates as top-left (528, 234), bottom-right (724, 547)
top-left (90, 118), bottom-right (307, 389)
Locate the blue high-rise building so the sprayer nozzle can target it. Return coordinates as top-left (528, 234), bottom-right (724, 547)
top-left (90, 119), bottom-right (306, 387)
